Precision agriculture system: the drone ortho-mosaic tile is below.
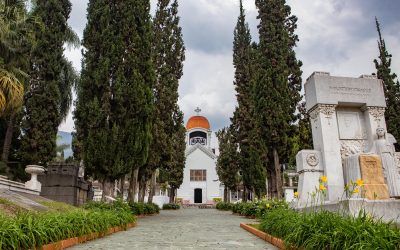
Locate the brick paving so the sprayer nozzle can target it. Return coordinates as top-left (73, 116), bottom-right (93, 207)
top-left (70, 208), bottom-right (277, 250)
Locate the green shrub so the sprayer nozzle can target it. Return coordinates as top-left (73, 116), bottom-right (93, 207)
top-left (83, 199), bottom-right (131, 213)
top-left (260, 208), bottom-right (400, 249)
top-left (162, 203), bottom-right (180, 210)
top-left (129, 202), bottom-right (145, 215)
top-left (230, 199), bottom-right (288, 218)
top-left (143, 203), bottom-right (160, 215)
top-left (216, 202), bottom-right (232, 211)
top-left (129, 202), bottom-right (160, 215)
top-left (213, 198), bottom-right (222, 203)
top-left (0, 208), bottom-right (135, 249)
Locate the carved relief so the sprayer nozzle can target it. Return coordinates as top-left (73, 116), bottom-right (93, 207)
top-left (306, 153), bottom-right (319, 167)
top-left (336, 110), bottom-right (368, 140)
top-left (366, 107), bottom-right (386, 122)
top-left (308, 104), bottom-right (337, 124)
top-left (340, 140), bottom-right (368, 159)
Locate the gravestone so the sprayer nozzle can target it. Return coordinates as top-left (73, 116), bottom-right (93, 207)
top-left (297, 72), bottom-right (400, 204)
top-left (359, 154), bottom-right (390, 200)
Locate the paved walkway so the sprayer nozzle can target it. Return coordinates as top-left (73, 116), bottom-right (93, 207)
top-left (71, 208), bottom-right (277, 250)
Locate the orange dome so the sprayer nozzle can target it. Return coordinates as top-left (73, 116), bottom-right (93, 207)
top-left (186, 116), bottom-right (211, 130)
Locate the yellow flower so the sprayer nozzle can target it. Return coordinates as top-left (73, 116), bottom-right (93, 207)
top-left (356, 179), bottom-right (364, 187)
top-left (266, 204), bottom-right (271, 208)
top-left (320, 176), bottom-right (328, 183)
top-left (353, 188), bottom-right (360, 194)
top-left (294, 192), bottom-right (299, 198)
top-left (319, 184), bottom-right (327, 191)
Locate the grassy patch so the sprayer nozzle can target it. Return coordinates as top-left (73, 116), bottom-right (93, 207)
top-left (39, 201), bottom-right (77, 212)
top-left (248, 224), bottom-right (261, 230)
top-left (0, 205), bottom-right (135, 249)
top-left (0, 198), bottom-right (27, 216)
top-left (260, 208), bottom-right (400, 249)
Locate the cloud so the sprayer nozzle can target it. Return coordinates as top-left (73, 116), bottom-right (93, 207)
top-left (60, 0), bottom-right (400, 135)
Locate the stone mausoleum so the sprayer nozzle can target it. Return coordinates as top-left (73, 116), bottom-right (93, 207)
top-left (177, 109), bottom-right (223, 204)
top-left (296, 72), bottom-right (400, 222)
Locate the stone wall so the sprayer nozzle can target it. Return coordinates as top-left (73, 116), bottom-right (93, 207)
top-left (39, 163), bottom-right (89, 206)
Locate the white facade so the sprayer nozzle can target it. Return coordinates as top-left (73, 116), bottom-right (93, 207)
top-left (177, 118), bottom-right (223, 204)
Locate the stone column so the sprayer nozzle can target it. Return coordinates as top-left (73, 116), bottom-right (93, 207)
top-left (309, 104), bottom-right (344, 202)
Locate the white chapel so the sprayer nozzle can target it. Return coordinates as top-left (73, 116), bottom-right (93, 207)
top-left (177, 109), bottom-right (223, 204)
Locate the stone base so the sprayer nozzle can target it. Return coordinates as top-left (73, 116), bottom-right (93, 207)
top-left (297, 198), bottom-right (400, 223)
top-left (363, 184), bottom-right (390, 200)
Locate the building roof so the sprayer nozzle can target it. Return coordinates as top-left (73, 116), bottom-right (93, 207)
top-left (185, 143), bottom-right (217, 160)
top-left (186, 116), bottom-right (211, 130)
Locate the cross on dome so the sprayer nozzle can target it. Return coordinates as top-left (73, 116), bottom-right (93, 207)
top-left (195, 107), bottom-right (202, 115)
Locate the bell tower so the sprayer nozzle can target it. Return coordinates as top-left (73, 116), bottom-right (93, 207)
top-left (186, 107), bottom-right (212, 148)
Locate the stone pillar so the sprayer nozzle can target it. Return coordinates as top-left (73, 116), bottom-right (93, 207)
top-left (309, 104), bottom-right (344, 202)
top-left (296, 150), bottom-right (324, 206)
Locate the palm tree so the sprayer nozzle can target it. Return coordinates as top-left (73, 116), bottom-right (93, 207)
top-left (0, 0), bottom-right (79, 169)
top-left (0, 0), bottom-right (33, 114)
top-left (0, 0), bottom-right (39, 170)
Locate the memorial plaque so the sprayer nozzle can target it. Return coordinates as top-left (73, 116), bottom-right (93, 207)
top-left (337, 111), bottom-right (367, 140)
top-left (359, 154), bottom-right (390, 200)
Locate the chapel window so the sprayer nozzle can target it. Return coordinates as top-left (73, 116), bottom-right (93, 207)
top-left (190, 169), bottom-right (207, 181)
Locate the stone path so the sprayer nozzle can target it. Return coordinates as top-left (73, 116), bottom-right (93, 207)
top-left (71, 208), bottom-right (277, 250)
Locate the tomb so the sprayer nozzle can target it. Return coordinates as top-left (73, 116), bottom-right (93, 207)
top-left (296, 72), bottom-right (400, 222)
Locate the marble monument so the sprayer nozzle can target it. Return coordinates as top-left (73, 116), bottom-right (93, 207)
top-left (296, 72), bottom-right (400, 206)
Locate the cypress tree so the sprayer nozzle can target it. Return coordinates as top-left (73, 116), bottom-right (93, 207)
top-left (21, 0), bottom-right (77, 165)
top-left (216, 126), bottom-right (239, 202)
top-left (74, 0), bottom-right (154, 198)
top-left (74, 0), bottom-right (119, 193)
top-left (168, 107), bottom-right (186, 203)
top-left (231, 1), bottom-right (266, 199)
top-left (253, 0), bottom-right (302, 197)
top-left (147, 0), bottom-right (185, 203)
top-left (374, 18), bottom-right (400, 150)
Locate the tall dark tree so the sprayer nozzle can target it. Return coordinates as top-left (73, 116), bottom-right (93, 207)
top-left (167, 107), bottom-right (185, 203)
top-left (286, 102), bottom-right (313, 167)
top-left (21, 0), bottom-right (77, 166)
top-left (216, 126), bottom-right (239, 202)
top-left (253, 0), bottom-right (302, 197)
top-left (146, 0), bottom-right (185, 203)
top-left (374, 18), bottom-right (400, 150)
top-left (231, 2), bottom-right (266, 200)
top-left (74, 0), bottom-right (154, 199)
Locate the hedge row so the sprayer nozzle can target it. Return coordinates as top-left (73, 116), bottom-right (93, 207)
top-left (0, 207), bottom-right (135, 249)
top-left (260, 208), bottom-right (400, 249)
top-left (84, 200), bottom-right (160, 216)
top-left (130, 202), bottom-right (160, 215)
top-left (216, 199), bottom-right (288, 218)
top-left (162, 203), bottom-right (180, 210)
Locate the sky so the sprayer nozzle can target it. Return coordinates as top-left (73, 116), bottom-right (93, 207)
top-left (60, 0), bottom-right (400, 139)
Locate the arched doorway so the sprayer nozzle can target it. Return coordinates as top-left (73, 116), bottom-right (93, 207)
top-left (194, 188), bottom-right (202, 203)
